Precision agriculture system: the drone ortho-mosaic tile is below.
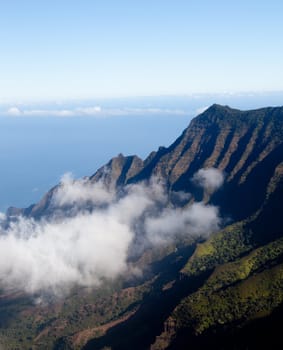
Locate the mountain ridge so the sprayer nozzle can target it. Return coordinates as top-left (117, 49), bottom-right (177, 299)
top-left (2, 103), bottom-right (283, 350)
top-left (7, 104), bottom-right (283, 222)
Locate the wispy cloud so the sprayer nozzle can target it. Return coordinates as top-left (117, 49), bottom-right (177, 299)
top-left (4, 106), bottom-right (186, 118)
top-left (145, 202), bottom-right (220, 245)
top-left (7, 107), bottom-right (22, 116)
top-left (52, 173), bottom-right (115, 207)
top-left (6, 106), bottom-right (102, 117)
top-left (192, 168), bottom-right (224, 192)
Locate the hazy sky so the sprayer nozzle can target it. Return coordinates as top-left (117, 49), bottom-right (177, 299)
top-left (1, 0), bottom-right (282, 101)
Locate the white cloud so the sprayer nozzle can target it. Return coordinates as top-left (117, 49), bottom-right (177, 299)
top-left (3, 105), bottom-right (186, 118)
top-left (0, 182), bottom-right (156, 295)
top-left (0, 212), bottom-right (6, 222)
top-left (170, 190), bottom-right (191, 204)
top-left (5, 106), bottom-right (102, 117)
top-left (52, 173), bottom-right (115, 207)
top-left (192, 168), bottom-right (224, 192)
top-left (77, 106), bottom-right (102, 114)
top-left (7, 107), bottom-right (22, 116)
top-left (121, 107), bottom-right (186, 116)
top-left (0, 212), bottom-right (132, 295)
top-left (145, 202), bottom-right (220, 245)
top-left (0, 177), bottom-right (221, 296)
top-left (22, 107), bottom-right (100, 117)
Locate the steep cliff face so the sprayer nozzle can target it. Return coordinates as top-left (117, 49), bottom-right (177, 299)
top-left (90, 153), bottom-right (144, 187)
top-left (147, 106), bottom-right (283, 350)
top-left (129, 104), bottom-right (283, 219)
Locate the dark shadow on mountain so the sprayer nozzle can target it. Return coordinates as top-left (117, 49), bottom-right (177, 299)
top-left (212, 142), bottom-right (283, 221)
top-left (81, 246), bottom-right (211, 350)
top-left (168, 302), bottom-right (283, 350)
top-left (0, 294), bottom-right (33, 328)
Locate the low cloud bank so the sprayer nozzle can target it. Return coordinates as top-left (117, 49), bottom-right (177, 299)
top-left (52, 173), bottom-right (115, 207)
top-left (146, 203), bottom-right (220, 245)
top-left (0, 173), bottom-right (223, 296)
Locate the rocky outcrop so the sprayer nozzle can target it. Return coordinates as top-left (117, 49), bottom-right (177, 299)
top-left (90, 153), bottom-right (144, 187)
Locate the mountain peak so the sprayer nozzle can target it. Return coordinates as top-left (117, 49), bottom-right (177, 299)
top-left (197, 103), bottom-right (240, 120)
top-left (206, 103), bottom-right (232, 112)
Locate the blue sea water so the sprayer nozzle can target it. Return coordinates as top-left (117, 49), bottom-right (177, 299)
top-left (0, 114), bottom-right (190, 211)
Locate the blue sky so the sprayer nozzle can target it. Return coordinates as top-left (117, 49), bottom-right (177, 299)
top-left (0, 0), bottom-right (283, 101)
top-left (0, 0), bottom-right (283, 210)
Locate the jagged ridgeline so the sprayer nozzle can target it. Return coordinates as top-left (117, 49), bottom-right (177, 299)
top-left (8, 104), bottom-right (283, 222)
top-left (1, 104), bottom-right (283, 350)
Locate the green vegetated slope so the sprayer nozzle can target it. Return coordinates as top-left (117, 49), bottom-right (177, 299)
top-left (0, 243), bottom-right (197, 350)
top-left (152, 213), bottom-right (283, 349)
top-left (0, 279), bottom-right (151, 350)
top-left (158, 234), bottom-right (283, 349)
top-left (176, 238), bottom-right (283, 333)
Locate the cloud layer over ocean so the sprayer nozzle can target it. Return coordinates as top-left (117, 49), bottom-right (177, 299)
top-left (5, 105), bottom-right (187, 118)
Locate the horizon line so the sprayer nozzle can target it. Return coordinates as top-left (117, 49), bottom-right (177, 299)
top-left (0, 90), bottom-right (283, 105)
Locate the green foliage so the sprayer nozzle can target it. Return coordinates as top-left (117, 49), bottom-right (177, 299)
top-left (174, 263), bottom-right (283, 335)
top-left (182, 221), bottom-right (252, 276)
top-left (205, 236), bottom-right (283, 291)
top-left (0, 281), bottom-right (150, 350)
top-left (173, 236), bottom-right (283, 336)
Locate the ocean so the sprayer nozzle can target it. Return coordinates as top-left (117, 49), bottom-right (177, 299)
top-left (0, 114), bottom-right (189, 211)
